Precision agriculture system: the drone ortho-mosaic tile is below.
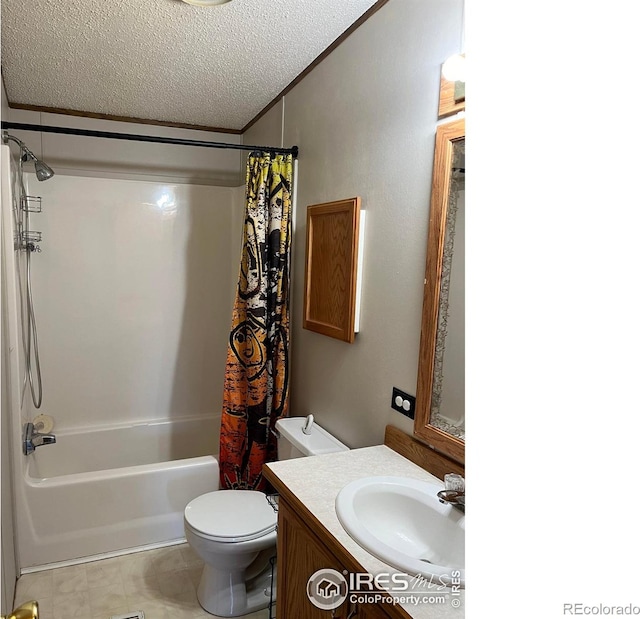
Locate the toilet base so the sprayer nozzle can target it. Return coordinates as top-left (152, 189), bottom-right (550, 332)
top-left (196, 556), bottom-right (276, 617)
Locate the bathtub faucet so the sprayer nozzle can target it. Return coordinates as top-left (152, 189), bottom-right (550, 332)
top-left (23, 422), bottom-right (56, 456)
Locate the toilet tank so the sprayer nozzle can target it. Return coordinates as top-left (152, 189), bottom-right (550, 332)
top-left (275, 416), bottom-right (349, 459)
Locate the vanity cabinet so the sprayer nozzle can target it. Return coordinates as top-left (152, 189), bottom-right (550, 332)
top-left (275, 495), bottom-right (406, 619)
top-left (264, 428), bottom-right (464, 619)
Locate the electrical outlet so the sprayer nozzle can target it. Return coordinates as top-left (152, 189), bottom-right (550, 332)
top-left (391, 387), bottom-right (415, 420)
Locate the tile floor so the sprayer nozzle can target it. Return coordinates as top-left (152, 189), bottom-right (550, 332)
top-left (13, 543), bottom-right (271, 619)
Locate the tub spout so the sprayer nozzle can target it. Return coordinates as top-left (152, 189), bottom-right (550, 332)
top-left (23, 422), bottom-right (56, 456)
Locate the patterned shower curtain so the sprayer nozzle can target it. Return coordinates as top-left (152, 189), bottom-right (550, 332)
top-left (219, 152), bottom-right (293, 491)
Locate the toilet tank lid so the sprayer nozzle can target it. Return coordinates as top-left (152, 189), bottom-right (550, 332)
top-left (275, 416), bottom-right (349, 456)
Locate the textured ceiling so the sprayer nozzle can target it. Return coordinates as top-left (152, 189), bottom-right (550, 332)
top-left (1, 0), bottom-right (380, 131)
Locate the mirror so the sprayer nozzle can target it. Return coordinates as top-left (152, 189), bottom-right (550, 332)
top-left (414, 118), bottom-right (465, 464)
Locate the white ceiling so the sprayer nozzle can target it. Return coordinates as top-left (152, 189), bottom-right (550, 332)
top-left (1, 0), bottom-right (381, 132)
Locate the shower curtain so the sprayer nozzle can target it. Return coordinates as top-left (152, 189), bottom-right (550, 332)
top-left (219, 152), bottom-right (293, 491)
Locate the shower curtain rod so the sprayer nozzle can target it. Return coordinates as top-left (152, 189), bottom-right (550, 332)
top-left (1, 122), bottom-right (299, 158)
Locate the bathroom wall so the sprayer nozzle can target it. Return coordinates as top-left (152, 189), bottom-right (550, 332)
top-left (2, 105), bottom-right (245, 433)
top-left (244, 0), bottom-right (464, 448)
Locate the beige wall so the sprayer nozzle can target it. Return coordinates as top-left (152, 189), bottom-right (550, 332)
top-left (244, 99), bottom-right (284, 151)
top-left (246, 0), bottom-right (464, 448)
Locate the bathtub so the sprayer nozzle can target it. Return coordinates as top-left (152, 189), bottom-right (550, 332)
top-left (17, 415), bottom-right (220, 569)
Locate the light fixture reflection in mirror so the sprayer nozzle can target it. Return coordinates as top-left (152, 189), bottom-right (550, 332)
top-left (442, 54), bottom-right (466, 82)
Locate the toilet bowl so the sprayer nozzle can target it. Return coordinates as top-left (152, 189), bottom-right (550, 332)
top-left (184, 416), bottom-right (348, 617)
top-left (184, 490), bottom-right (278, 617)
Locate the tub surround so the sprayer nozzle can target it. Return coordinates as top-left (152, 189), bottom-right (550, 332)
top-left (24, 172), bottom-right (234, 432)
top-left (263, 438), bottom-right (465, 618)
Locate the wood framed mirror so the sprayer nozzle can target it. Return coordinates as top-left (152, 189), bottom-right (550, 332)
top-left (414, 117), bottom-right (465, 464)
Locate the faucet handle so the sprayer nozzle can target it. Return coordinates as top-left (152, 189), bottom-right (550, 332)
top-left (444, 473), bottom-right (465, 492)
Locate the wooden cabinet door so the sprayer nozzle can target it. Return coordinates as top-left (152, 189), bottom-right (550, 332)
top-left (276, 497), bottom-right (402, 619)
top-left (277, 498), bottom-right (349, 618)
top-left (303, 197), bottom-right (361, 343)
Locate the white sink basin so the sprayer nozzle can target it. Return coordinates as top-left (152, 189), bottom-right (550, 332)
top-left (335, 476), bottom-right (465, 586)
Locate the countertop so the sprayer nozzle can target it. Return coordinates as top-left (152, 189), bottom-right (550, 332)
top-left (264, 444), bottom-right (465, 619)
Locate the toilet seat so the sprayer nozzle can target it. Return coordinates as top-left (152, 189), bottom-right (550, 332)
top-left (184, 490), bottom-right (277, 543)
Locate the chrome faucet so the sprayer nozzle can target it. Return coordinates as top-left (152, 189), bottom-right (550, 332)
top-left (23, 422), bottom-right (56, 455)
top-left (437, 473), bottom-right (465, 513)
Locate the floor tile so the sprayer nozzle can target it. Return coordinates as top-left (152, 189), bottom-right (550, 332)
top-left (122, 573), bottom-right (161, 600)
top-left (13, 545), bottom-right (274, 619)
top-left (163, 589), bottom-right (208, 619)
top-left (178, 544), bottom-right (203, 568)
top-left (150, 546), bottom-right (187, 574)
top-left (88, 582), bottom-right (128, 616)
top-left (52, 565), bottom-right (88, 595)
top-left (187, 565), bottom-right (203, 589)
top-left (14, 571), bottom-right (54, 604)
top-left (125, 587), bottom-right (166, 609)
top-left (86, 557), bottom-right (123, 590)
top-left (52, 590), bottom-right (91, 619)
top-left (154, 569), bottom-right (195, 601)
top-left (118, 552), bottom-right (157, 581)
top-left (35, 597), bottom-right (54, 619)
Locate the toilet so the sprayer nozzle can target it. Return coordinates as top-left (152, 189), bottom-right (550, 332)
top-left (184, 416), bottom-right (349, 617)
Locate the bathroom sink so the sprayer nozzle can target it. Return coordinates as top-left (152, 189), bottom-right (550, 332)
top-left (335, 476), bottom-right (465, 586)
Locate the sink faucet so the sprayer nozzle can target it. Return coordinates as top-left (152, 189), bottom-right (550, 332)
top-left (23, 422), bottom-right (56, 456)
top-left (437, 473), bottom-right (465, 513)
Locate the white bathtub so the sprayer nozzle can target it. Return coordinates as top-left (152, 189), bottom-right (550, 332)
top-left (17, 415), bottom-right (220, 569)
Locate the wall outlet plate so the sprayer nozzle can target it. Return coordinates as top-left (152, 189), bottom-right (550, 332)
top-left (391, 387), bottom-right (415, 420)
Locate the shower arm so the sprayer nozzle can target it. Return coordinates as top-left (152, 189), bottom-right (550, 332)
top-left (2, 132), bottom-right (29, 154)
top-left (2, 131), bottom-right (55, 181)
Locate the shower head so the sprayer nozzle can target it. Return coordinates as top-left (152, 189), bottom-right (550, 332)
top-left (21, 145), bottom-right (55, 182)
top-left (2, 132), bottom-right (55, 181)
top-left (33, 159), bottom-right (55, 182)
